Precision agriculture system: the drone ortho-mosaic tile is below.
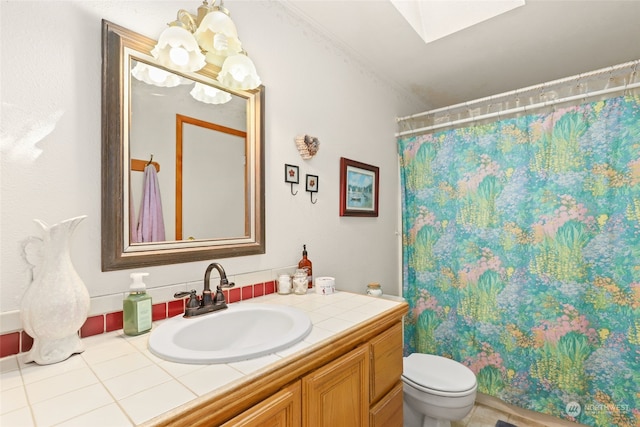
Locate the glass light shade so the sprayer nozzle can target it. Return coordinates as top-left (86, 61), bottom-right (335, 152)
top-left (151, 26), bottom-right (206, 72)
top-left (194, 10), bottom-right (242, 66)
top-left (131, 63), bottom-right (182, 87)
top-left (190, 82), bottom-right (232, 104)
top-left (217, 53), bottom-right (261, 90)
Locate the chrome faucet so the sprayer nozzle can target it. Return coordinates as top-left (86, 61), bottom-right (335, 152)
top-left (174, 262), bottom-right (235, 318)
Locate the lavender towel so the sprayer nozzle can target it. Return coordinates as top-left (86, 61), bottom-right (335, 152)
top-left (136, 164), bottom-right (166, 242)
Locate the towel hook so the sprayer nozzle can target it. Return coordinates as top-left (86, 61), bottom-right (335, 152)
top-left (306, 174), bottom-right (319, 205)
top-left (147, 154), bottom-right (154, 166)
top-left (285, 164), bottom-right (299, 196)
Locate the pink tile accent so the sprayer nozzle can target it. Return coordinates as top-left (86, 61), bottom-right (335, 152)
top-left (241, 286), bottom-right (253, 301)
top-left (152, 303), bottom-right (167, 321)
top-left (105, 312), bottom-right (123, 332)
top-left (168, 300), bottom-right (185, 318)
top-left (265, 280), bottom-right (276, 295)
top-left (21, 332), bottom-right (33, 352)
top-left (0, 332), bottom-right (20, 358)
top-left (228, 288), bottom-right (241, 303)
top-left (253, 283), bottom-right (264, 297)
top-left (80, 315), bottom-right (105, 338)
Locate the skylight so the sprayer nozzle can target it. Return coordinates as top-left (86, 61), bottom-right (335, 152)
top-left (390, 0), bottom-right (525, 44)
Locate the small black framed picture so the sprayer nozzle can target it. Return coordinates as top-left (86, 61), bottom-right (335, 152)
top-left (285, 164), bottom-right (299, 184)
top-left (306, 174), bottom-right (319, 192)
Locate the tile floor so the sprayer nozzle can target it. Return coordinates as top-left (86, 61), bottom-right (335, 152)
top-left (453, 404), bottom-right (546, 427)
top-left (453, 397), bottom-right (583, 427)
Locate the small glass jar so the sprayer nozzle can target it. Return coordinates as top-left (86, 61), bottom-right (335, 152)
top-left (277, 274), bottom-right (291, 294)
top-left (293, 269), bottom-right (308, 295)
top-left (366, 282), bottom-right (383, 297)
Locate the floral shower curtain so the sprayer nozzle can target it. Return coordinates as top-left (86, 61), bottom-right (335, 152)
top-left (398, 95), bottom-right (640, 427)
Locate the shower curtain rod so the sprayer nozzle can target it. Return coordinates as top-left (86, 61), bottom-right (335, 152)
top-left (396, 82), bottom-right (640, 137)
top-left (396, 59), bottom-right (639, 138)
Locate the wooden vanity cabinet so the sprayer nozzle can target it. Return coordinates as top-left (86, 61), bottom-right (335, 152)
top-left (370, 322), bottom-right (403, 402)
top-left (301, 323), bottom-right (404, 427)
top-left (220, 381), bottom-right (302, 427)
top-left (369, 382), bottom-right (403, 427)
top-left (153, 302), bottom-right (408, 427)
top-left (302, 344), bottom-right (369, 427)
top-left (369, 322), bottom-right (404, 427)
top-left (226, 324), bottom-right (404, 427)
top-left (224, 345), bottom-right (371, 427)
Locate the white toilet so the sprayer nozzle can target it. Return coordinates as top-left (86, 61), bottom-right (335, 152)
top-left (402, 353), bottom-right (477, 427)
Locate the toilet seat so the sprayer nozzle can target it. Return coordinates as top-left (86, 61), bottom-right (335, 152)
top-left (402, 353), bottom-right (477, 397)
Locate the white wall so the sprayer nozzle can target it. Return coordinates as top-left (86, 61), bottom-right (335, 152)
top-left (0, 1), bottom-right (420, 315)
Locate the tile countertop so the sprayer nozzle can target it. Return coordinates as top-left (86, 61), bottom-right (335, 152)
top-left (0, 291), bottom-right (405, 427)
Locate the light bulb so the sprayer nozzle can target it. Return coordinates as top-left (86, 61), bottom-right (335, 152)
top-left (147, 67), bottom-right (168, 84)
top-left (190, 82), bottom-right (232, 104)
top-left (213, 33), bottom-right (229, 52)
top-left (217, 53), bottom-right (261, 90)
top-left (152, 26), bottom-right (206, 72)
top-left (229, 65), bottom-right (249, 81)
top-left (169, 47), bottom-right (190, 66)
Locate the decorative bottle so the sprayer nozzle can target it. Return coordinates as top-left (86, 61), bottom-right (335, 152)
top-left (123, 273), bottom-right (153, 336)
top-left (21, 215), bottom-right (90, 365)
top-left (298, 244), bottom-right (313, 288)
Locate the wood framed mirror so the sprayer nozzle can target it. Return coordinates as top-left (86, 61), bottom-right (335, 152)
top-left (101, 20), bottom-right (265, 271)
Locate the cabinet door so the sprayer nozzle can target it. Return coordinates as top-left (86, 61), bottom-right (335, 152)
top-left (369, 322), bottom-right (403, 404)
top-left (221, 381), bottom-right (301, 427)
top-left (369, 381), bottom-right (403, 427)
top-left (302, 344), bottom-right (369, 427)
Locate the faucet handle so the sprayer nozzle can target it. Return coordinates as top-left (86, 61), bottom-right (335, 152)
top-left (219, 279), bottom-right (235, 289)
top-left (174, 290), bottom-right (199, 308)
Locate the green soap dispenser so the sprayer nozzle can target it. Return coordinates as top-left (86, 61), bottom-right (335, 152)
top-left (123, 272), bottom-right (153, 336)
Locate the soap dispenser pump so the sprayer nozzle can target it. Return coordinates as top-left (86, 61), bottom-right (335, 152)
top-left (123, 272), bottom-right (153, 336)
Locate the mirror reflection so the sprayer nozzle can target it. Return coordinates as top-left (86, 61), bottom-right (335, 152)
top-left (101, 20), bottom-right (264, 271)
top-left (129, 60), bottom-right (248, 243)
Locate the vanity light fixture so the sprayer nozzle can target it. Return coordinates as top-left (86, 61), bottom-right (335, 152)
top-left (132, 61), bottom-right (230, 105)
top-left (131, 62), bottom-right (183, 87)
top-left (152, 0), bottom-right (261, 90)
top-left (190, 82), bottom-right (232, 104)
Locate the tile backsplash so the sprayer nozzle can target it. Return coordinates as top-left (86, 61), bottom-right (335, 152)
top-left (0, 265), bottom-right (294, 358)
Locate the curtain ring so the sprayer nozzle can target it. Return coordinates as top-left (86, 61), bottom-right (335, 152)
top-left (622, 65), bottom-right (634, 96)
top-left (627, 62), bottom-right (639, 95)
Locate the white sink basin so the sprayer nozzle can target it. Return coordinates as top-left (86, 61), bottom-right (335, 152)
top-left (148, 303), bottom-right (312, 364)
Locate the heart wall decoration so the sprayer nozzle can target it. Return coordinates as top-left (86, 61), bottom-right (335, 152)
top-left (295, 134), bottom-right (320, 159)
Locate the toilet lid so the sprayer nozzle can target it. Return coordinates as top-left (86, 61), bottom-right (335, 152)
top-left (403, 353), bottom-right (476, 393)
